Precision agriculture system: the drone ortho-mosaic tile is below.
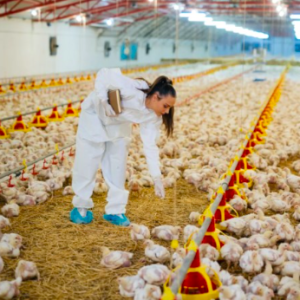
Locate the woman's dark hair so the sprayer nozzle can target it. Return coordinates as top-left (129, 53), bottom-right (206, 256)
top-left (137, 76), bottom-right (176, 137)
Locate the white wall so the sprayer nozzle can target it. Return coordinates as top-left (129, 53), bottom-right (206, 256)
top-left (0, 17), bottom-right (241, 78)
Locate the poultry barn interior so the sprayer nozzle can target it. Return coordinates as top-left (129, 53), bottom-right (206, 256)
top-left (1, 0), bottom-right (300, 299)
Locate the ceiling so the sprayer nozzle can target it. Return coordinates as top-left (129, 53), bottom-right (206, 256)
top-left (0, 0), bottom-right (299, 39)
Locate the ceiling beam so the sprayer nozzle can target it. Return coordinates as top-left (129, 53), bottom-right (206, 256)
top-left (0, 0), bottom-right (68, 18)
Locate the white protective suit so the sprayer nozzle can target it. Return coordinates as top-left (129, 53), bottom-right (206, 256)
top-left (72, 68), bottom-right (162, 215)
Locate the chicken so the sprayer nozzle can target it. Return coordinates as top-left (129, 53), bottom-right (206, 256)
top-left (201, 257), bottom-right (221, 276)
top-left (219, 270), bottom-right (235, 286)
top-left (189, 212), bottom-right (201, 223)
top-left (15, 260), bottom-right (40, 281)
top-left (0, 241), bottom-right (20, 258)
top-left (134, 284), bottom-right (161, 300)
top-left (144, 240), bottom-right (170, 263)
top-left (1, 202), bottom-right (20, 218)
top-left (219, 218), bottom-right (246, 236)
top-left (239, 251), bottom-right (264, 274)
top-left (0, 216), bottom-right (10, 229)
top-left (138, 264), bottom-right (170, 285)
top-left (229, 195), bottom-right (247, 212)
top-left (279, 261), bottom-right (300, 276)
top-left (183, 225), bottom-right (199, 242)
top-left (15, 194), bottom-right (36, 206)
top-left (287, 286), bottom-right (300, 300)
top-left (100, 247), bottom-right (133, 269)
top-left (1, 233), bottom-right (22, 249)
top-left (62, 186), bottom-right (74, 196)
top-left (293, 206), bottom-right (300, 221)
top-left (130, 223), bottom-right (150, 241)
top-left (220, 242), bottom-right (243, 269)
top-left (171, 247), bottom-right (185, 268)
top-left (118, 275), bottom-right (145, 297)
top-left (275, 223), bottom-right (295, 242)
top-left (151, 225), bottom-right (181, 241)
top-left (252, 261), bottom-right (279, 291)
top-left (199, 244), bottom-right (219, 261)
top-left (247, 281), bottom-right (274, 299)
top-left (0, 277), bottom-right (22, 300)
top-left (218, 284), bottom-right (246, 300)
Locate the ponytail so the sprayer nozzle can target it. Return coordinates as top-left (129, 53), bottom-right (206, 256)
top-left (137, 76), bottom-right (176, 137)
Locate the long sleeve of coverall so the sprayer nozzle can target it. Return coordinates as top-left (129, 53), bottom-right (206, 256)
top-left (94, 68), bottom-right (148, 103)
top-left (140, 120), bottom-right (162, 178)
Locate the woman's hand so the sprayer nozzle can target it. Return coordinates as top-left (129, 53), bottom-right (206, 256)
top-left (153, 176), bottom-right (165, 199)
top-left (102, 100), bottom-right (116, 117)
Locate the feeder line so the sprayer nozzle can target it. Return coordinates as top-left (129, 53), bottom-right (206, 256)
top-left (167, 65), bottom-right (289, 297)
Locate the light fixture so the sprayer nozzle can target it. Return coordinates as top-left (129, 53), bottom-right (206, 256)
top-left (31, 9), bottom-right (38, 16)
top-left (173, 3), bottom-right (185, 11)
top-left (148, 0), bottom-right (154, 2)
top-left (105, 18), bottom-right (114, 26)
top-left (290, 14), bottom-right (300, 19)
top-left (75, 15), bottom-right (82, 22)
top-left (180, 11), bottom-right (206, 18)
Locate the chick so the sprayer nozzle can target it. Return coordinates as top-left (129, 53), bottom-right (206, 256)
top-left (100, 247), bottom-right (133, 269)
top-left (144, 240), bottom-right (170, 263)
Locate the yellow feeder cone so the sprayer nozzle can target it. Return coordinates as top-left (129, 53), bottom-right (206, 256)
top-left (64, 101), bottom-right (78, 117)
top-left (66, 77), bottom-right (72, 84)
top-left (19, 81), bottom-right (27, 91)
top-left (30, 80), bottom-right (36, 89)
top-left (86, 74), bottom-right (91, 80)
top-left (0, 121), bottom-right (9, 139)
top-left (39, 79), bottom-right (48, 88)
top-left (9, 82), bottom-right (16, 92)
top-left (9, 113), bottom-right (31, 133)
top-left (0, 84), bottom-right (5, 94)
top-left (30, 108), bottom-right (48, 128)
top-left (47, 105), bottom-right (64, 122)
top-left (57, 78), bottom-right (64, 85)
top-left (49, 78), bottom-right (56, 86)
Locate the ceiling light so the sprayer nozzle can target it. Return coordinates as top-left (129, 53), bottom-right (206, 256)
top-left (290, 14), bottom-right (300, 19)
top-left (31, 9), bottom-right (38, 16)
top-left (105, 18), bottom-right (114, 26)
top-left (75, 15), bottom-right (82, 22)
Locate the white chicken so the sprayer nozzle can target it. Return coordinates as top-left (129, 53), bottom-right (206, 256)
top-left (220, 242), bottom-right (243, 269)
top-left (144, 240), bottom-right (170, 263)
top-left (15, 260), bottom-right (40, 281)
top-left (138, 264), bottom-right (170, 285)
top-left (0, 216), bottom-right (10, 229)
top-left (0, 241), bottom-right (20, 258)
top-left (219, 218), bottom-right (246, 236)
top-left (1, 233), bottom-right (22, 249)
top-left (171, 247), bottom-right (185, 268)
top-left (0, 277), bottom-right (22, 300)
top-left (130, 223), bottom-right (150, 241)
top-left (134, 284), bottom-right (161, 300)
top-left (1, 202), bottom-right (19, 218)
top-left (189, 212), bottom-right (201, 223)
top-left (183, 225), bottom-right (199, 242)
top-left (218, 284), bottom-right (246, 300)
top-left (252, 261), bottom-right (279, 292)
top-left (118, 275), bottom-right (145, 297)
top-left (239, 251), bottom-right (264, 274)
top-left (100, 247), bottom-right (133, 269)
top-left (199, 243), bottom-right (219, 261)
top-left (151, 225), bottom-right (181, 241)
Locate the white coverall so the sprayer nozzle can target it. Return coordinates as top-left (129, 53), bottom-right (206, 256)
top-left (72, 68), bottom-right (162, 215)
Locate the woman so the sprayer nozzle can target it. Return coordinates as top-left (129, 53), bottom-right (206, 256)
top-left (70, 68), bottom-right (176, 226)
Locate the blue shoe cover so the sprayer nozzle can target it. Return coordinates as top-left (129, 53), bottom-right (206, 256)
top-left (103, 214), bottom-right (130, 227)
top-left (70, 208), bottom-right (93, 224)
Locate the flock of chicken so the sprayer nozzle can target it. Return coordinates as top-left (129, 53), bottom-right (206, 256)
top-left (0, 64), bottom-right (294, 299)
